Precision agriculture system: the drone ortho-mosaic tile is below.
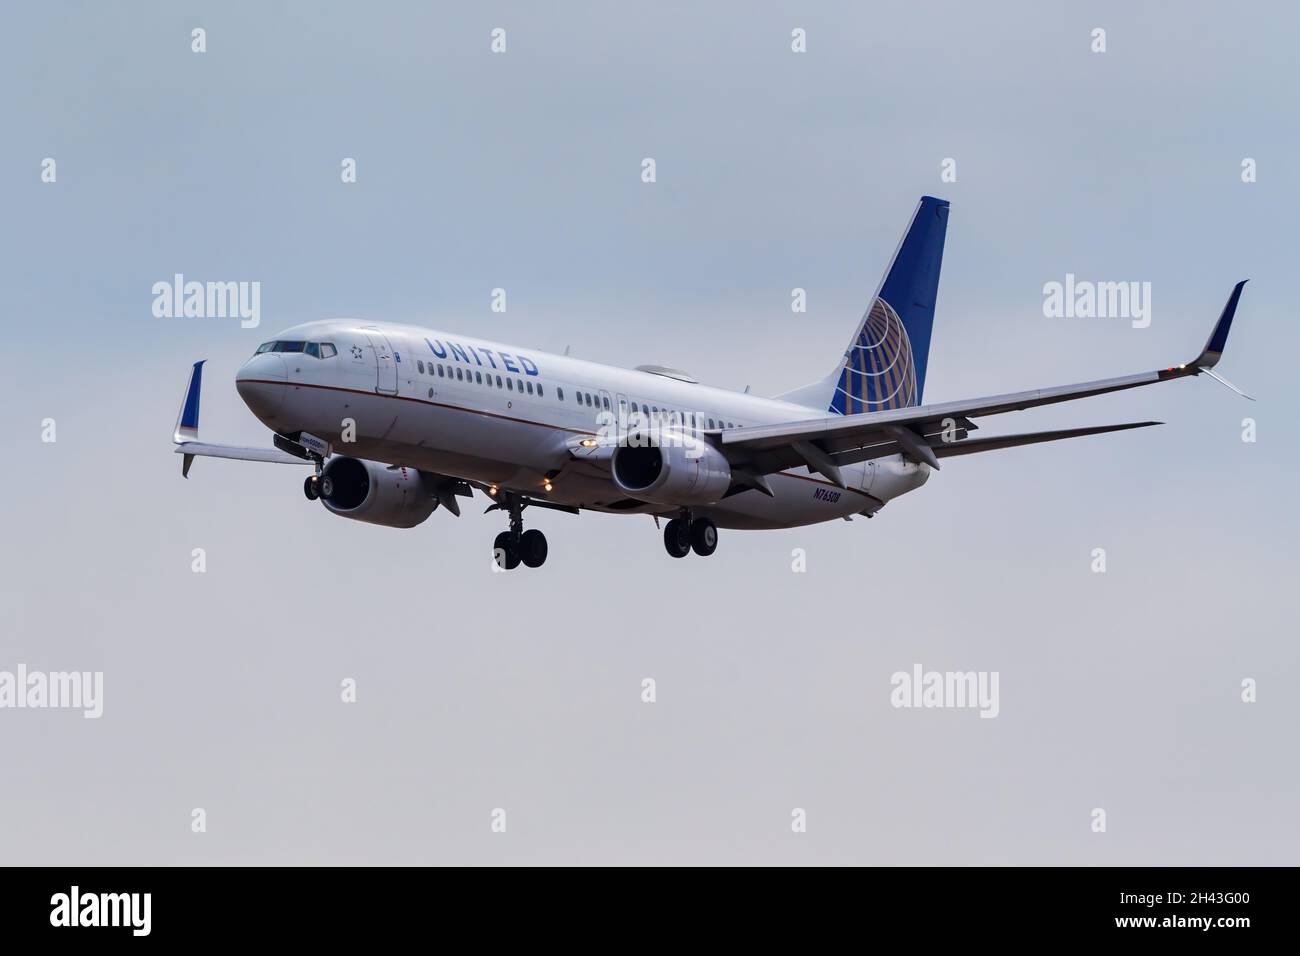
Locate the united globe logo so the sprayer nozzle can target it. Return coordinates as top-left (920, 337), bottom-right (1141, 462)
top-left (832, 297), bottom-right (918, 414)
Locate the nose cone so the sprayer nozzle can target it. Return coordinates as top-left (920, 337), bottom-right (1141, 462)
top-left (236, 353), bottom-right (288, 422)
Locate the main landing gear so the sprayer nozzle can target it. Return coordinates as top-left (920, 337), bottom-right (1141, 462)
top-left (490, 492), bottom-right (548, 570)
top-left (663, 514), bottom-right (718, 559)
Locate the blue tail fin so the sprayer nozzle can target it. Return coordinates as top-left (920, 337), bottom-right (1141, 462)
top-left (832, 196), bottom-right (948, 413)
top-left (781, 197), bottom-right (949, 414)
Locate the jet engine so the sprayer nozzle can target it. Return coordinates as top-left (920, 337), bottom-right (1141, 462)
top-left (610, 430), bottom-right (732, 506)
top-left (317, 457), bottom-right (438, 528)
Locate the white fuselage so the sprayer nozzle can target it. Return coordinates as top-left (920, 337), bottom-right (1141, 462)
top-left (234, 319), bottom-right (931, 529)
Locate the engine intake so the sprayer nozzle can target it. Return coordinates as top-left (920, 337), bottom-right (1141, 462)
top-left (318, 457), bottom-right (437, 528)
top-left (610, 430), bottom-right (732, 506)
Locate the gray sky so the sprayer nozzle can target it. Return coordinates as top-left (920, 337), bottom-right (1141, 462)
top-left (1, 0), bottom-right (1296, 864)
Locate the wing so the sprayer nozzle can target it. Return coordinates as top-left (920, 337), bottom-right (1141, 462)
top-left (172, 361), bottom-right (311, 476)
top-left (720, 281), bottom-right (1248, 487)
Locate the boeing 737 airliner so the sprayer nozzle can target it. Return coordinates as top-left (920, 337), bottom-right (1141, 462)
top-left (173, 197), bottom-right (1249, 568)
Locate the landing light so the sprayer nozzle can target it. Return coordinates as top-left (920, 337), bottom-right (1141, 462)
top-left (543, 481), bottom-right (553, 493)
top-left (579, 438), bottom-right (597, 448)
top-left (488, 485), bottom-right (498, 496)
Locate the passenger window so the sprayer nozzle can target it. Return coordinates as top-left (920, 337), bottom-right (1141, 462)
top-left (507, 378), bottom-right (513, 391)
top-left (417, 360), bottom-right (425, 374)
top-left (526, 381), bottom-right (534, 395)
top-left (557, 387), bottom-right (564, 401)
top-left (456, 368), bottom-right (464, 380)
top-left (496, 375), bottom-right (503, 388)
top-left (603, 396), bottom-right (610, 410)
top-left (438, 365), bottom-right (445, 377)
top-left (476, 371), bottom-right (483, 384)
top-left (708, 418), bottom-right (715, 429)
top-left (537, 385), bottom-right (544, 398)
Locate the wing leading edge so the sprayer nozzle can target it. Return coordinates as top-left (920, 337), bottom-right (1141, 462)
top-left (721, 281), bottom-right (1247, 484)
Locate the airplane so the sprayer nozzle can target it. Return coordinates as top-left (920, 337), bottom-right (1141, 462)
top-left (172, 196), bottom-right (1249, 569)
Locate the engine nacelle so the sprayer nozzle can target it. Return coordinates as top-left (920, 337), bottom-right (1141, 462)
top-left (318, 457), bottom-right (437, 528)
top-left (610, 430), bottom-right (732, 506)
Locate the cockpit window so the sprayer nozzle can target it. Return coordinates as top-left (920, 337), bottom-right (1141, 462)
top-left (257, 340), bottom-right (337, 358)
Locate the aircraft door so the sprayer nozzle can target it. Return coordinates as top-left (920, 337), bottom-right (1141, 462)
top-left (858, 460), bottom-right (877, 496)
top-left (363, 328), bottom-right (399, 395)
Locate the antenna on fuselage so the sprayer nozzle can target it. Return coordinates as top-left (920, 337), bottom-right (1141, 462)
top-left (563, 345), bottom-right (572, 356)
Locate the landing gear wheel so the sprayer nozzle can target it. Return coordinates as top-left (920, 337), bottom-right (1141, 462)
top-left (519, 529), bottom-right (548, 568)
top-left (304, 475), bottom-right (320, 501)
top-left (493, 531), bottom-right (520, 570)
top-left (690, 517), bottom-right (718, 557)
top-left (663, 519), bottom-right (691, 559)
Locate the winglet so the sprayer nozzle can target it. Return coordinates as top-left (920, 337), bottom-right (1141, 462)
top-left (174, 360), bottom-right (206, 446)
top-left (1193, 280), bottom-right (1247, 369)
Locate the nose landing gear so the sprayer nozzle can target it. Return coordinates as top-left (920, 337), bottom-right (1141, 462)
top-left (663, 514), bottom-right (718, 558)
top-left (293, 435), bottom-right (327, 502)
